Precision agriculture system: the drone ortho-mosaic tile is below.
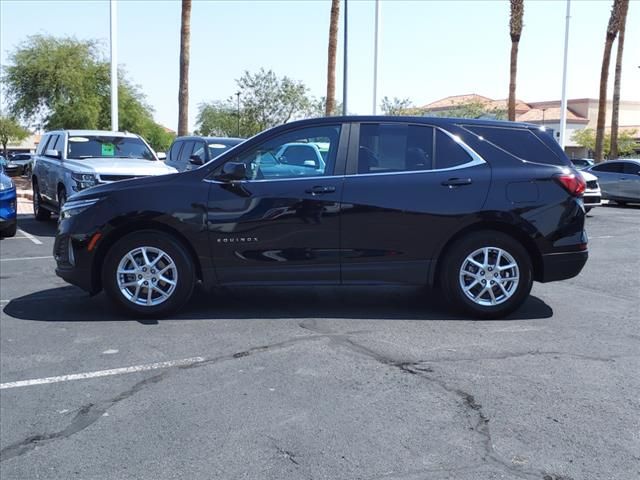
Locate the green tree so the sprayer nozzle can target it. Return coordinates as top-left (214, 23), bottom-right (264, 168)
top-left (427, 101), bottom-right (507, 120)
top-left (0, 116), bottom-right (30, 158)
top-left (380, 97), bottom-right (414, 116)
top-left (2, 35), bottom-right (170, 150)
top-left (195, 69), bottom-right (312, 138)
top-left (572, 128), bottom-right (637, 158)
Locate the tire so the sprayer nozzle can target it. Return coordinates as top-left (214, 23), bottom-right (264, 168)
top-left (32, 180), bottom-right (51, 221)
top-left (1, 222), bottom-right (17, 238)
top-left (58, 186), bottom-right (67, 211)
top-left (440, 231), bottom-right (533, 319)
top-left (102, 231), bottom-right (196, 318)
top-left (615, 200), bottom-right (627, 207)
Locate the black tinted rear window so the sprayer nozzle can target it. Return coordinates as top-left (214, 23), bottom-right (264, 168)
top-left (463, 125), bottom-right (566, 166)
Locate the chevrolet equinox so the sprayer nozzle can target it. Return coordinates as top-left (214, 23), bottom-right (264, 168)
top-left (54, 117), bottom-right (588, 318)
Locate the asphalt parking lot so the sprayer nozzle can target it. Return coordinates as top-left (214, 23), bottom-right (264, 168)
top-left (1, 206), bottom-right (638, 480)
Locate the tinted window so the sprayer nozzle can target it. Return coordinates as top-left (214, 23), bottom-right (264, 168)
top-left (622, 162), bottom-right (640, 175)
top-left (464, 125), bottom-right (564, 165)
top-left (178, 141), bottom-right (195, 164)
top-left (435, 130), bottom-right (472, 169)
top-left (230, 125), bottom-right (341, 180)
top-left (36, 135), bottom-right (51, 155)
top-left (67, 136), bottom-right (155, 160)
top-left (592, 162), bottom-right (624, 173)
top-left (168, 141), bottom-right (183, 162)
top-left (358, 124), bottom-right (434, 173)
top-left (191, 142), bottom-right (207, 162)
top-left (208, 140), bottom-right (242, 159)
top-left (51, 135), bottom-right (64, 152)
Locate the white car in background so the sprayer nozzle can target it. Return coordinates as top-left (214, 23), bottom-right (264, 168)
top-left (579, 170), bottom-right (601, 213)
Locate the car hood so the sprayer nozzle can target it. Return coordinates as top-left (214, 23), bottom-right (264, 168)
top-left (64, 157), bottom-right (177, 176)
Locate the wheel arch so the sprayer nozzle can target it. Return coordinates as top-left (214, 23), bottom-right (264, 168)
top-left (430, 220), bottom-right (543, 287)
top-left (91, 220), bottom-right (204, 293)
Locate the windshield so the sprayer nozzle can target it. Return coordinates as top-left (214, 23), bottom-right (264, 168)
top-left (208, 140), bottom-right (243, 159)
top-left (67, 136), bottom-right (155, 160)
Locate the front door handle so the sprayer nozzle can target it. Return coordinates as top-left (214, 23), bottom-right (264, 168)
top-left (441, 177), bottom-right (472, 187)
top-left (305, 185), bottom-right (336, 195)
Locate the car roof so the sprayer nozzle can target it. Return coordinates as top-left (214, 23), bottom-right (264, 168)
top-left (603, 159), bottom-right (640, 164)
top-left (174, 136), bottom-right (244, 143)
top-left (277, 115), bottom-right (542, 130)
top-left (45, 130), bottom-right (139, 138)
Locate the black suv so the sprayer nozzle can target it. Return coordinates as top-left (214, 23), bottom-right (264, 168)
top-left (54, 117), bottom-right (588, 318)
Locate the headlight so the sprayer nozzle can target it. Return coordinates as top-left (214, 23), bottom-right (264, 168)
top-left (71, 172), bottom-right (97, 190)
top-left (0, 177), bottom-right (14, 191)
top-left (60, 197), bottom-right (103, 219)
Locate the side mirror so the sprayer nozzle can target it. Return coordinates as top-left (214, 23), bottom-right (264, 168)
top-left (189, 154), bottom-right (204, 166)
top-left (219, 162), bottom-right (247, 181)
top-left (157, 152), bottom-right (167, 160)
top-left (45, 149), bottom-right (61, 159)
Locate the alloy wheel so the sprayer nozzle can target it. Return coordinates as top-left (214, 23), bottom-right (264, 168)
top-left (116, 246), bottom-right (178, 306)
top-left (458, 246), bottom-right (520, 306)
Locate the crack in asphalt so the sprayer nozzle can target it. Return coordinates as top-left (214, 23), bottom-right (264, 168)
top-left (266, 435), bottom-right (301, 466)
top-left (0, 333), bottom-right (334, 463)
top-left (298, 319), bottom-right (570, 480)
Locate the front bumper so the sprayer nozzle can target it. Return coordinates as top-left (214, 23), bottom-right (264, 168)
top-left (540, 250), bottom-right (588, 282)
top-left (583, 192), bottom-right (602, 207)
top-left (54, 228), bottom-right (99, 295)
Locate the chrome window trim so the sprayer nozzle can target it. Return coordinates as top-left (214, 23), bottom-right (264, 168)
top-left (203, 125), bottom-right (487, 184)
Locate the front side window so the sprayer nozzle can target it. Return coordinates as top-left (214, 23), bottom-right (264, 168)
top-left (67, 136), bottom-right (155, 160)
top-left (622, 162), bottom-right (640, 175)
top-left (229, 125), bottom-right (341, 180)
top-left (178, 141), bottom-right (195, 164)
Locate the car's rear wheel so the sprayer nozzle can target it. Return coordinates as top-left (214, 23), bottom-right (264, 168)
top-left (1, 222), bottom-right (17, 238)
top-left (32, 180), bottom-right (51, 221)
top-left (102, 231), bottom-right (195, 318)
top-left (440, 231), bottom-right (533, 319)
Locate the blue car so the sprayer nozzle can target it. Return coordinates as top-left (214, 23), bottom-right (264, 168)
top-left (0, 162), bottom-right (17, 237)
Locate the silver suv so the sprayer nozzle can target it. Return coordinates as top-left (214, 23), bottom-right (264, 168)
top-left (32, 130), bottom-right (176, 220)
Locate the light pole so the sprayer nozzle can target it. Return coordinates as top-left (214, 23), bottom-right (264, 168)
top-left (235, 91), bottom-right (241, 137)
top-left (110, 0), bottom-right (118, 131)
top-left (372, 0), bottom-right (380, 115)
top-left (342, 0), bottom-right (348, 115)
top-left (559, 0), bottom-right (571, 148)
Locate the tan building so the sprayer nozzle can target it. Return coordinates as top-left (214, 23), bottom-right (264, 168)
top-left (421, 94), bottom-right (640, 158)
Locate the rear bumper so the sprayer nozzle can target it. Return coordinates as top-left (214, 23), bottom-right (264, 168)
top-left (0, 217), bottom-right (17, 231)
top-left (540, 250), bottom-right (588, 282)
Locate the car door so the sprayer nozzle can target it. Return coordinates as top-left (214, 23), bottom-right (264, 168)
top-left (206, 123), bottom-right (348, 284)
top-left (40, 134), bottom-right (62, 202)
top-left (621, 162), bottom-right (640, 200)
top-left (340, 122), bottom-right (491, 284)
top-left (45, 134), bottom-right (65, 202)
top-left (176, 140), bottom-right (195, 172)
top-left (590, 162), bottom-right (624, 198)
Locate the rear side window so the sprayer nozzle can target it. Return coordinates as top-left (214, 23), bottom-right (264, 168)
top-left (168, 141), bottom-right (183, 162)
top-left (463, 125), bottom-right (565, 165)
top-left (178, 141), bottom-right (195, 164)
top-left (435, 130), bottom-right (472, 169)
top-left (592, 162), bottom-right (623, 173)
top-left (357, 123), bottom-right (473, 174)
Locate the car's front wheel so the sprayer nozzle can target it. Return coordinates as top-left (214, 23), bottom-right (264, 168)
top-left (102, 231), bottom-right (196, 318)
top-left (440, 231), bottom-right (533, 319)
top-left (32, 179), bottom-right (51, 221)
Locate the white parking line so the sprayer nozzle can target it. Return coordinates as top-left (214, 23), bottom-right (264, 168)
top-left (17, 229), bottom-right (43, 245)
top-left (0, 256), bottom-right (51, 262)
top-left (0, 357), bottom-right (206, 390)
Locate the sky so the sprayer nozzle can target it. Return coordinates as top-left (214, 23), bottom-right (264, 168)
top-left (1, 0), bottom-right (639, 133)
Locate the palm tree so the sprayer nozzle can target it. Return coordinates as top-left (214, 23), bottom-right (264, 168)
top-left (595, 0), bottom-right (624, 162)
top-left (178, 0), bottom-right (192, 136)
top-left (609, 0), bottom-right (629, 159)
top-left (508, 0), bottom-right (524, 121)
top-left (325, 0), bottom-right (340, 116)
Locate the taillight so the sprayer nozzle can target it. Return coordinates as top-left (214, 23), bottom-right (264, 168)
top-left (554, 173), bottom-right (586, 196)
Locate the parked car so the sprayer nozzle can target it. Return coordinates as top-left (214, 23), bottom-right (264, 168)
top-left (165, 136), bottom-right (244, 172)
top-left (579, 170), bottom-right (601, 213)
top-left (54, 116), bottom-right (588, 319)
top-left (571, 158), bottom-right (594, 170)
top-left (8, 153), bottom-right (34, 176)
top-left (0, 164), bottom-right (17, 237)
top-left (31, 130), bottom-right (177, 220)
top-left (585, 159), bottom-right (640, 205)
top-left (0, 155), bottom-right (22, 177)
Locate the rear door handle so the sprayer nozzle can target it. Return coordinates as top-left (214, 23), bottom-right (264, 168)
top-left (441, 177), bottom-right (472, 187)
top-left (305, 185), bottom-right (336, 195)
